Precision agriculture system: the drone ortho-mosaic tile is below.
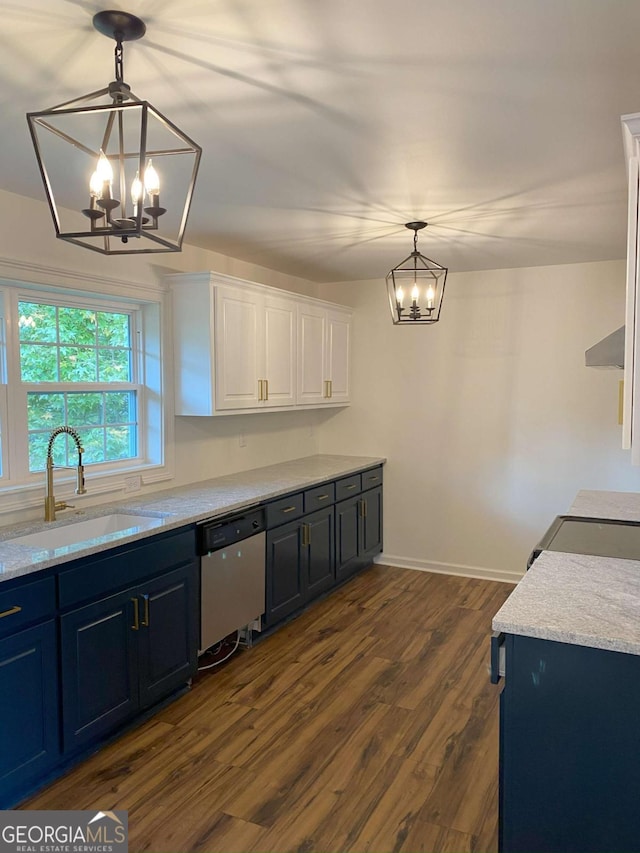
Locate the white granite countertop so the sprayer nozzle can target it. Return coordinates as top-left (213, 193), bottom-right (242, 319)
top-left (569, 489), bottom-right (640, 522)
top-left (0, 454), bottom-right (385, 584)
top-left (493, 487), bottom-right (640, 656)
top-left (493, 550), bottom-right (640, 655)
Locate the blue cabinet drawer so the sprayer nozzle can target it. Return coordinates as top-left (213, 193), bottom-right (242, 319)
top-left (335, 474), bottom-right (362, 501)
top-left (361, 466), bottom-right (383, 491)
top-left (265, 493), bottom-right (304, 528)
top-left (0, 576), bottom-right (56, 639)
top-left (304, 483), bottom-right (335, 511)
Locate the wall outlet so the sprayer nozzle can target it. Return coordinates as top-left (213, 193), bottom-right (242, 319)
top-left (123, 474), bottom-right (142, 493)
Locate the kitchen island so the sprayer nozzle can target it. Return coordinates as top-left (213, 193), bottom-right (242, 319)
top-left (493, 489), bottom-right (640, 853)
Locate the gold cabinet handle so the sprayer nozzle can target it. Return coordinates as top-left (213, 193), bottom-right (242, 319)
top-left (329, 379), bottom-right (333, 398)
top-left (141, 594), bottom-right (150, 627)
top-left (131, 597), bottom-right (140, 631)
top-left (0, 605), bottom-right (22, 619)
top-left (367, 475), bottom-right (380, 483)
top-left (345, 484), bottom-right (357, 491)
top-left (316, 494), bottom-right (330, 501)
top-left (302, 522), bottom-right (311, 547)
top-left (281, 505), bottom-right (297, 514)
top-left (359, 499), bottom-right (367, 518)
top-left (258, 379), bottom-right (264, 401)
top-left (324, 380), bottom-right (330, 398)
top-left (265, 379), bottom-right (269, 400)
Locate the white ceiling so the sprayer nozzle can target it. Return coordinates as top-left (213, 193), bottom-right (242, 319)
top-left (4, 0), bottom-right (640, 281)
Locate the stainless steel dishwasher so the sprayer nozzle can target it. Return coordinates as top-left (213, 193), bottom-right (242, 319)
top-left (198, 506), bottom-right (266, 654)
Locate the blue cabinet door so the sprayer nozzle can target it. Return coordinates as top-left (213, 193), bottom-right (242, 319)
top-left (0, 620), bottom-right (59, 807)
top-left (137, 562), bottom-right (198, 709)
top-left (60, 589), bottom-right (138, 753)
top-left (305, 506), bottom-right (335, 598)
top-left (335, 495), bottom-right (361, 581)
top-left (265, 519), bottom-right (305, 626)
top-left (500, 634), bottom-right (640, 853)
top-left (361, 486), bottom-right (382, 557)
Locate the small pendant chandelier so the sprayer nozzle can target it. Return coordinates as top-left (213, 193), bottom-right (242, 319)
top-left (26, 10), bottom-right (202, 255)
top-left (386, 222), bottom-right (448, 324)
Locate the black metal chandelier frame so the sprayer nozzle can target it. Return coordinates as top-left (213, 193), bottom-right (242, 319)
top-left (386, 221), bottom-right (448, 325)
top-left (26, 10), bottom-right (202, 255)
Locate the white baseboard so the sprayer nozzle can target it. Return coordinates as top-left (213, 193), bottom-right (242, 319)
top-left (374, 552), bottom-right (523, 584)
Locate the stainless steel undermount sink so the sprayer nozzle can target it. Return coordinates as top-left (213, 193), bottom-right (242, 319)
top-left (7, 513), bottom-right (165, 551)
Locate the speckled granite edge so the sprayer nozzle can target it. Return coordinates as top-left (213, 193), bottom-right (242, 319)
top-left (569, 489), bottom-right (640, 522)
top-left (492, 550), bottom-right (640, 656)
top-left (0, 454), bottom-right (385, 583)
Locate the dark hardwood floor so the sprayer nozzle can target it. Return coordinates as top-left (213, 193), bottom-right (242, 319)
top-left (24, 565), bottom-right (513, 853)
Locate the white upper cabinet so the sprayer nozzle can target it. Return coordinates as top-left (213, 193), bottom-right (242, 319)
top-left (297, 303), bottom-right (351, 407)
top-left (169, 272), bottom-right (350, 416)
top-left (621, 114), bottom-right (640, 462)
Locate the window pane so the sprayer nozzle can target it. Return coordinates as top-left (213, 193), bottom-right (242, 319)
top-left (27, 393), bottom-right (65, 430)
top-left (97, 312), bottom-right (130, 347)
top-left (107, 425), bottom-right (136, 460)
top-left (59, 347), bottom-right (97, 382)
top-left (28, 432), bottom-right (67, 472)
top-left (58, 307), bottom-right (97, 346)
top-left (20, 343), bottom-right (59, 382)
top-left (98, 348), bottom-right (131, 382)
top-left (67, 393), bottom-right (103, 427)
top-left (81, 427), bottom-right (106, 464)
top-left (18, 302), bottom-right (57, 343)
top-left (105, 391), bottom-right (135, 424)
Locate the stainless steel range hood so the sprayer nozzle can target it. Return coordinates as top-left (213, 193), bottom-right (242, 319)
top-left (585, 326), bottom-right (625, 369)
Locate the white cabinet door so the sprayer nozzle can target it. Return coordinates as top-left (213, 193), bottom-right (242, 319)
top-left (297, 303), bottom-right (351, 406)
top-left (326, 308), bottom-right (351, 404)
top-left (297, 303), bottom-right (327, 405)
top-left (214, 285), bottom-right (263, 410)
top-left (263, 294), bottom-right (296, 408)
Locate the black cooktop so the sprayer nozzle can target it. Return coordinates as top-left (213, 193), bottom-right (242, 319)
top-left (528, 515), bottom-right (640, 568)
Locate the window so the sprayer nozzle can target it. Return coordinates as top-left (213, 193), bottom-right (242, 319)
top-left (0, 281), bottom-right (170, 511)
top-left (18, 301), bottom-right (139, 472)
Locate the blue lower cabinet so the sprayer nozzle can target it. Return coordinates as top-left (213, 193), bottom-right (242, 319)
top-left (0, 620), bottom-right (59, 807)
top-left (500, 634), bottom-right (640, 852)
top-left (265, 519), bottom-right (306, 626)
top-left (264, 506), bottom-right (336, 628)
top-left (61, 589), bottom-right (138, 753)
top-left (336, 485), bottom-right (382, 583)
top-left (137, 565), bottom-right (198, 710)
top-left (61, 560), bottom-right (198, 754)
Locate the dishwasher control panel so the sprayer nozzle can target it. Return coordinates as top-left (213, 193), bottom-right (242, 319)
top-left (198, 507), bottom-right (265, 554)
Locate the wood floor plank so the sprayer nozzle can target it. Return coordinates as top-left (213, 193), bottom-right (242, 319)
top-left (22, 566), bottom-right (513, 853)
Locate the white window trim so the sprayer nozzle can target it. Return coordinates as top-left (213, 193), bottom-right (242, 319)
top-left (0, 275), bottom-right (174, 516)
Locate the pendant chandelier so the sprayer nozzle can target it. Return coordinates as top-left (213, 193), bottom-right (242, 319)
top-left (386, 222), bottom-right (448, 324)
top-left (26, 10), bottom-right (202, 255)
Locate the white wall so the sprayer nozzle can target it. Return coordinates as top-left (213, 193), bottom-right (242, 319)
top-left (318, 260), bottom-right (638, 581)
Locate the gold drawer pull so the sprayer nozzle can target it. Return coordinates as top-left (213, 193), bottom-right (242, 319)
top-left (141, 594), bottom-right (150, 627)
top-left (0, 605), bottom-right (22, 619)
top-left (345, 484), bottom-right (357, 491)
top-left (302, 523), bottom-right (311, 547)
top-left (281, 505), bottom-right (298, 514)
top-left (316, 494), bottom-right (330, 501)
top-left (368, 475), bottom-right (379, 481)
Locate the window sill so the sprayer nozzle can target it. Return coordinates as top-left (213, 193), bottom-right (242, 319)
top-left (0, 463), bottom-right (174, 519)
